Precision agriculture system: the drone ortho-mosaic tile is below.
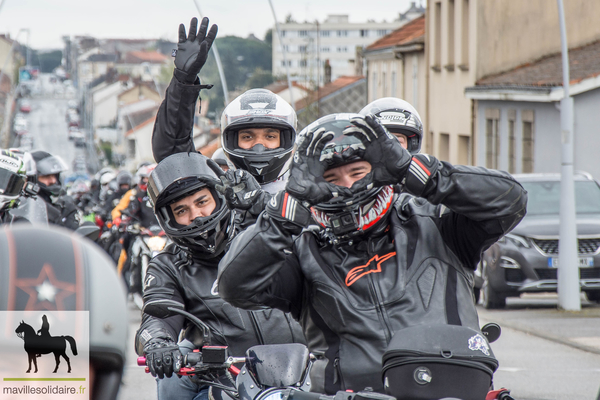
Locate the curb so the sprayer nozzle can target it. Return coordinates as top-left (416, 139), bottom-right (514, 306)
top-left (480, 316), bottom-right (600, 356)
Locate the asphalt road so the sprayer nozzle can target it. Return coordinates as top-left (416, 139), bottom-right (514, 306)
top-left (479, 294), bottom-right (600, 400)
top-left (17, 74), bottom-right (85, 171)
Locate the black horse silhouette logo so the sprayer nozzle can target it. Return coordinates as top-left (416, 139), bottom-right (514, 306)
top-left (15, 315), bottom-right (78, 373)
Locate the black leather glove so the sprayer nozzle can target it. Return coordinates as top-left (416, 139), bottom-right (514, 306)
top-left (342, 114), bottom-right (412, 191)
top-left (173, 17), bottom-right (218, 84)
top-left (286, 127), bottom-right (352, 207)
top-left (144, 339), bottom-right (182, 379)
top-left (207, 159), bottom-right (262, 210)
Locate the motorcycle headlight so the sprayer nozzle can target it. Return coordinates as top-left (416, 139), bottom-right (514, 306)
top-left (145, 236), bottom-right (167, 252)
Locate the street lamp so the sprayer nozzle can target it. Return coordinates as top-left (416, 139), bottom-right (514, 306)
top-left (191, 0), bottom-right (230, 106)
top-left (556, 0), bottom-right (580, 311)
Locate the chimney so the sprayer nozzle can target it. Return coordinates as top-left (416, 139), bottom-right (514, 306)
top-left (324, 59), bottom-right (332, 84)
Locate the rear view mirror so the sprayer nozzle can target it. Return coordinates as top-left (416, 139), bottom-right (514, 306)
top-left (481, 323), bottom-right (501, 343)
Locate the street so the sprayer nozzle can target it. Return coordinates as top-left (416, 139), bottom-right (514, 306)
top-left (15, 74), bottom-right (84, 169)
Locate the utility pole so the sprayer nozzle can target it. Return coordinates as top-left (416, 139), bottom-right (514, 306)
top-left (556, 0), bottom-right (580, 311)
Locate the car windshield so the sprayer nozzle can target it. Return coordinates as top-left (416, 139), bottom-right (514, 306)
top-left (521, 180), bottom-right (600, 215)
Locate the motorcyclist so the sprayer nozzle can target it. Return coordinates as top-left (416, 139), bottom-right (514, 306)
top-left (151, 17), bottom-right (297, 194)
top-left (0, 224), bottom-right (128, 400)
top-left (113, 164), bottom-right (159, 291)
top-left (78, 178), bottom-right (101, 214)
top-left (136, 152), bottom-right (305, 400)
top-left (217, 113), bottom-right (528, 394)
top-left (0, 149), bottom-right (28, 225)
top-left (103, 170), bottom-right (133, 215)
top-left (360, 97), bottom-right (423, 154)
top-left (28, 150), bottom-right (79, 229)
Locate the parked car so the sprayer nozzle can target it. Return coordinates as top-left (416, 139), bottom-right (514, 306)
top-left (476, 172), bottom-right (600, 308)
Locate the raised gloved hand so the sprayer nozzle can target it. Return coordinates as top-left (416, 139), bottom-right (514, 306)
top-left (207, 159), bottom-right (262, 210)
top-left (173, 17), bottom-right (218, 84)
top-left (144, 339), bottom-right (182, 379)
top-left (286, 127), bottom-right (352, 207)
top-left (342, 114), bottom-right (412, 191)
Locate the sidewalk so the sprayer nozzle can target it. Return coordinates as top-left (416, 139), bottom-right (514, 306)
top-left (477, 293), bottom-right (600, 354)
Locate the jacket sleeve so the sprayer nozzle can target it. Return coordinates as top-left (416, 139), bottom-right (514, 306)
top-left (408, 161), bottom-right (528, 268)
top-left (218, 211), bottom-right (306, 320)
top-left (152, 76), bottom-right (203, 163)
top-left (135, 253), bottom-right (186, 355)
top-left (111, 189), bottom-right (134, 221)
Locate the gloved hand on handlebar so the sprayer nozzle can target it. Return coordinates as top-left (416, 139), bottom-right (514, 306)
top-left (144, 339), bottom-right (183, 379)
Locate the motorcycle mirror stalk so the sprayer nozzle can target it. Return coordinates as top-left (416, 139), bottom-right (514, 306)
top-left (143, 299), bottom-right (211, 347)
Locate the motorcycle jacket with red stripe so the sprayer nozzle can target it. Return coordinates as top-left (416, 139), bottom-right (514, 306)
top-left (217, 162), bottom-right (527, 394)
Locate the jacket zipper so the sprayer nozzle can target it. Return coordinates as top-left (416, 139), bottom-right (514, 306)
top-left (367, 238), bottom-right (394, 342)
top-left (333, 357), bottom-right (345, 387)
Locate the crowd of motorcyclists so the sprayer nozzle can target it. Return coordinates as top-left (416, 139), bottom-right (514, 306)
top-left (0, 14), bottom-right (528, 400)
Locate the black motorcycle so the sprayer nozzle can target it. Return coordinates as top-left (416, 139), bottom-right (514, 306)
top-left (139, 299), bottom-right (515, 400)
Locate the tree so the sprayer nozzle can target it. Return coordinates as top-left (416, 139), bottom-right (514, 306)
top-left (285, 14), bottom-right (296, 23)
top-left (245, 68), bottom-right (275, 89)
top-left (198, 35), bottom-right (273, 114)
top-left (264, 29), bottom-right (273, 45)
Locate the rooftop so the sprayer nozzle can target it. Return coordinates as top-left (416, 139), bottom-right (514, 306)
top-left (295, 75), bottom-right (364, 110)
top-left (476, 40), bottom-right (600, 87)
top-left (365, 15), bottom-right (425, 52)
top-left (123, 51), bottom-right (169, 64)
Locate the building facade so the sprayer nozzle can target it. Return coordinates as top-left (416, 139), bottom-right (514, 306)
top-left (272, 15), bottom-right (406, 86)
top-left (426, 0), bottom-right (600, 165)
top-left (465, 40), bottom-right (600, 178)
top-left (363, 15), bottom-right (428, 151)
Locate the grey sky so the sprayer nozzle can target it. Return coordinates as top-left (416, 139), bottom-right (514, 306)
top-left (0, 0), bottom-right (423, 50)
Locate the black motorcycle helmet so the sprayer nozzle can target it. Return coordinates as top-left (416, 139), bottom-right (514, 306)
top-left (116, 170), bottom-right (133, 188)
top-left (147, 152), bottom-right (233, 258)
top-left (301, 114), bottom-right (396, 242)
top-left (359, 97), bottom-right (423, 154)
top-left (0, 225), bottom-right (128, 400)
top-left (30, 150), bottom-right (69, 197)
top-left (220, 89), bottom-right (297, 184)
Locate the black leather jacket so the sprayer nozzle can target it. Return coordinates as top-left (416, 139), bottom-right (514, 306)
top-left (218, 163), bottom-right (527, 394)
top-left (135, 243), bottom-right (306, 357)
top-left (152, 76), bottom-right (202, 163)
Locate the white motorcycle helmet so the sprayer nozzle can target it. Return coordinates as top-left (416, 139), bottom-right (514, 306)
top-left (220, 89), bottom-right (297, 184)
top-left (359, 97), bottom-right (423, 154)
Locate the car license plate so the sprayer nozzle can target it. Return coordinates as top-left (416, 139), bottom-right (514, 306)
top-left (548, 257), bottom-right (594, 268)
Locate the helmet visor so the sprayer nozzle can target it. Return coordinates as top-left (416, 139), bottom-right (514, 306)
top-left (0, 169), bottom-right (26, 197)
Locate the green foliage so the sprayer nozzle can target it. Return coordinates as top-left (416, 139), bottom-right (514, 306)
top-left (99, 141), bottom-right (113, 165)
top-left (264, 29), bottom-right (273, 45)
top-left (32, 50), bottom-right (63, 73)
top-left (198, 35), bottom-right (272, 114)
top-left (245, 68), bottom-right (275, 89)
